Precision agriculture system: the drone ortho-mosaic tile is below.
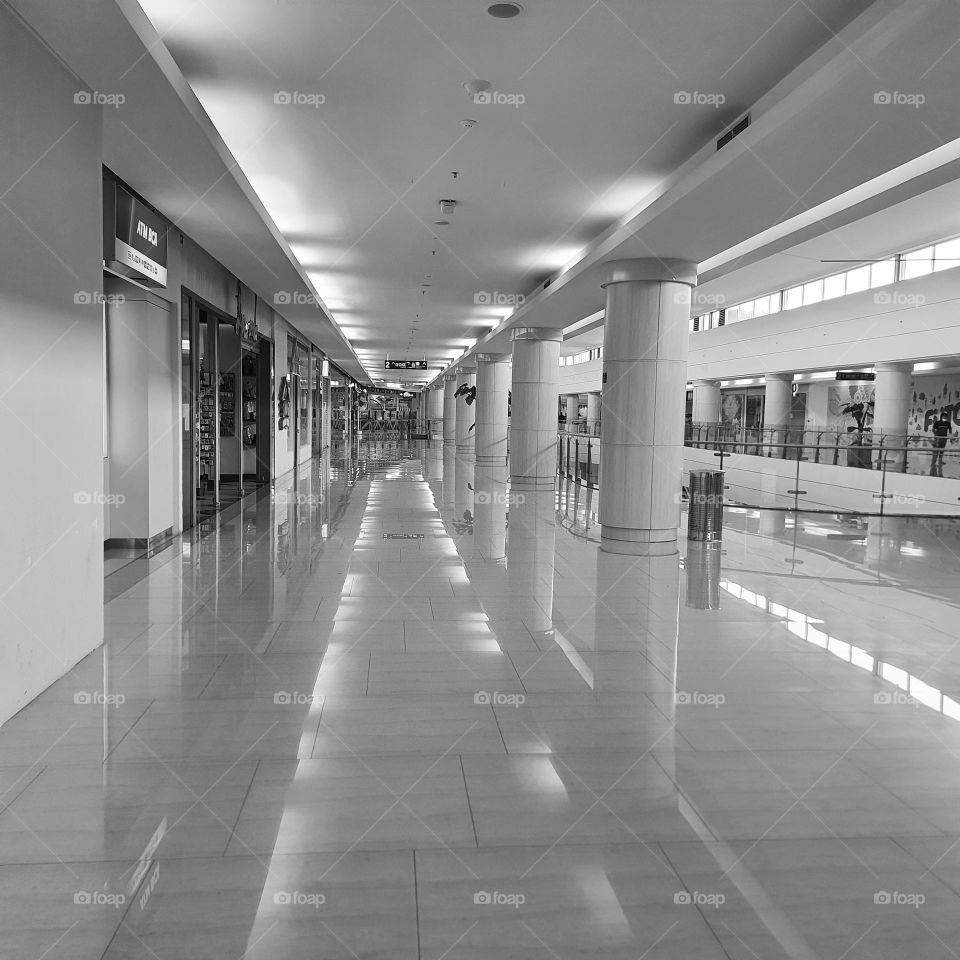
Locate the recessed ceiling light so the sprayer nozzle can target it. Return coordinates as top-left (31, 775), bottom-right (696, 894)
top-left (487, 2), bottom-right (523, 17)
top-left (434, 220), bottom-right (449, 226)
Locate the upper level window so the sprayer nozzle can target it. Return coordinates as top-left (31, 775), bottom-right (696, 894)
top-left (902, 246), bottom-right (934, 280)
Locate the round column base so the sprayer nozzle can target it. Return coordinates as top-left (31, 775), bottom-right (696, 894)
top-left (600, 525), bottom-right (678, 557)
top-left (509, 476), bottom-right (557, 490)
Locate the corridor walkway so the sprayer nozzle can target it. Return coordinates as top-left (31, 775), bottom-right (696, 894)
top-left (5, 442), bottom-right (960, 959)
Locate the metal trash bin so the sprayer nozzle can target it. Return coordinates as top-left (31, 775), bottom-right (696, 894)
top-left (687, 470), bottom-right (724, 542)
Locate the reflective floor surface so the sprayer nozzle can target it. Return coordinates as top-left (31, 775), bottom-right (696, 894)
top-left (6, 441), bottom-right (960, 958)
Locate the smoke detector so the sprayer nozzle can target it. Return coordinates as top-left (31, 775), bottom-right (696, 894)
top-left (439, 199), bottom-right (457, 217)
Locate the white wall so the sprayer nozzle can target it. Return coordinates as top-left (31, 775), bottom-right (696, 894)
top-left (688, 268), bottom-right (960, 381)
top-left (104, 278), bottom-right (177, 542)
top-left (559, 356), bottom-right (602, 394)
top-left (0, 6), bottom-right (104, 725)
top-left (684, 447), bottom-right (960, 516)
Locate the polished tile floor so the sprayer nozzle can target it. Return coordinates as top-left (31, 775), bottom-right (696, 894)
top-left (6, 441), bottom-right (960, 958)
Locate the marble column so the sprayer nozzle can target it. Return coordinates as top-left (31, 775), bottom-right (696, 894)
top-left (564, 394), bottom-right (579, 429)
top-left (442, 373), bottom-right (457, 450)
top-left (455, 364), bottom-right (477, 459)
top-left (585, 392), bottom-right (600, 435)
top-left (428, 385), bottom-right (444, 441)
top-left (598, 258), bottom-right (697, 556)
top-left (873, 361), bottom-right (912, 472)
top-left (510, 327), bottom-right (562, 489)
top-left (475, 353), bottom-right (510, 467)
top-left (764, 373), bottom-right (793, 455)
top-left (692, 379), bottom-right (721, 423)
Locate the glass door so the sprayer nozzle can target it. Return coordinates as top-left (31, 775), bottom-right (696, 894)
top-left (181, 293), bottom-right (196, 530)
top-left (196, 306), bottom-right (218, 520)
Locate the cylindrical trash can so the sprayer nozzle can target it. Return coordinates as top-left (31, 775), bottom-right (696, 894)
top-left (687, 470), bottom-right (724, 542)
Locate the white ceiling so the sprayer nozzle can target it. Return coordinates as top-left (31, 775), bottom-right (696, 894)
top-left (131, 0), bottom-right (874, 386)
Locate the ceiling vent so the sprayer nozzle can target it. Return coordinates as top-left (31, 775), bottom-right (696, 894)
top-left (717, 114), bottom-right (750, 151)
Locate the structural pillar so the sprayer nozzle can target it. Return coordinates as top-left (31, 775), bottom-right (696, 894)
top-left (475, 354), bottom-right (511, 466)
top-left (764, 373), bottom-right (793, 454)
top-left (563, 394), bottom-right (579, 429)
top-left (598, 258), bottom-right (697, 556)
top-left (442, 373), bottom-right (457, 450)
top-left (473, 353), bottom-right (511, 561)
top-left (455, 364), bottom-right (477, 459)
top-left (510, 327), bottom-right (562, 489)
top-left (873, 361), bottom-right (912, 472)
top-left (692, 379), bottom-right (721, 423)
top-left (427, 385), bottom-right (444, 441)
top-left (585, 392), bottom-right (600, 435)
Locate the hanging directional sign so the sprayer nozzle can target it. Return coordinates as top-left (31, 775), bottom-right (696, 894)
top-left (835, 371), bottom-right (876, 381)
top-left (385, 359), bottom-right (428, 370)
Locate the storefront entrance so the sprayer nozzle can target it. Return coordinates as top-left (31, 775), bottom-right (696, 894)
top-left (180, 292), bottom-right (271, 530)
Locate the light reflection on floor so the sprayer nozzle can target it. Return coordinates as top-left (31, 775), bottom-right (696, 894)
top-left (4, 440), bottom-right (960, 959)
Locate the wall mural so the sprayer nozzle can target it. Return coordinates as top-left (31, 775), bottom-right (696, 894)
top-left (907, 374), bottom-right (960, 478)
top-left (827, 384), bottom-right (876, 435)
top-left (907, 375), bottom-right (960, 434)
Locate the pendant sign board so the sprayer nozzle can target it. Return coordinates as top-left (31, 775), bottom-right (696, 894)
top-left (115, 189), bottom-right (168, 286)
top-left (385, 360), bottom-right (428, 370)
top-left (836, 371), bottom-right (876, 381)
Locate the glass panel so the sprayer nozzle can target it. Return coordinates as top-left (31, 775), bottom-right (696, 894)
top-left (802, 279), bottom-right (824, 305)
top-left (902, 246), bottom-right (934, 279)
top-left (739, 301), bottom-right (755, 321)
top-left (870, 258), bottom-right (896, 287)
top-left (845, 264), bottom-right (871, 294)
top-left (783, 286), bottom-right (803, 310)
top-left (934, 237), bottom-right (960, 271)
top-left (753, 295), bottom-right (771, 318)
top-left (726, 305), bottom-right (741, 324)
top-left (823, 273), bottom-right (846, 300)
